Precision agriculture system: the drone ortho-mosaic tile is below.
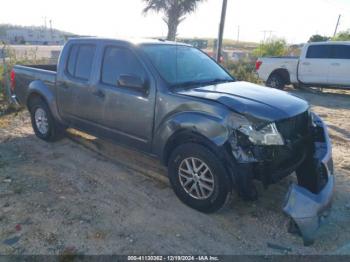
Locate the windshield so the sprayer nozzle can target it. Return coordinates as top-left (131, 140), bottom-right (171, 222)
top-left (141, 44), bottom-right (234, 87)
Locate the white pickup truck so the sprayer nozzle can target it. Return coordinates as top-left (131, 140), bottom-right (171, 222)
top-left (256, 41), bottom-right (350, 89)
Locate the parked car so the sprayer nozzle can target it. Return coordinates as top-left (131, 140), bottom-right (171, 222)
top-left (256, 41), bottom-right (350, 89)
top-left (11, 38), bottom-right (334, 244)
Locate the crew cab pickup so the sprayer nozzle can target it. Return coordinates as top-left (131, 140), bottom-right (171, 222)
top-left (256, 41), bottom-right (350, 89)
top-left (11, 38), bottom-right (334, 245)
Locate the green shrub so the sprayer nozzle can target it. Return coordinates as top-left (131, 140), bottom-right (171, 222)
top-left (252, 39), bottom-right (287, 57)
top-left (223, 60), bottom-right (261, 84)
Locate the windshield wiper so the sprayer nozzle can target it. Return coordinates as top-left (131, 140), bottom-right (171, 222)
top-left (171, 78), bottom-right (234, 89)
top-left (202, 78), bottom-right (234, 85)
top-left (171, 80), bottom-right (206, 89)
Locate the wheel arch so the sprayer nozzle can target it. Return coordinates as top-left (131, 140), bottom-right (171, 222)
top-left (26, 80), bottom-right (64, 124)
top-left (268, 68), bottom-right (291, 85)
top-left (154, 112), bottom-right (231, 166)
top-left (162, 129), bottom-right (229, 166)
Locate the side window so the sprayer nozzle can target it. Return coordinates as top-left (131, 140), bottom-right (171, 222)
top-left (306, 45), bottom-right (331, 59)
top-left (67, 45), bottom-right (79, 76)
top-left (332, 45), bottom-right (350, 59)
top-left (101, 46), bottom-right (145, 86)
top-left (66, 44), bottom-right (96, 80)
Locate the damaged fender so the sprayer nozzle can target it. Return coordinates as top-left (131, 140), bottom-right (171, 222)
top-left (283, 113), bottom-right (335, 246)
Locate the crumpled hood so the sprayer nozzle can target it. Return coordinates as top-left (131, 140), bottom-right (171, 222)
top-left (176, 81), bottom-right (309, 122)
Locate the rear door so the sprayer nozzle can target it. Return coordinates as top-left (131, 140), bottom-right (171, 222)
top-left (298, 44), bottom-right (331, 84)
top-left (57, 43), bottom-right (104, 127)
top-left (328, 44), bottom-right (350, 86)
top-left (94, 45), bottom-right (156, 151)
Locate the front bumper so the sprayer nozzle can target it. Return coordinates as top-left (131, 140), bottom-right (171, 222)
top-left (283, 113), bottom-right (334, 246)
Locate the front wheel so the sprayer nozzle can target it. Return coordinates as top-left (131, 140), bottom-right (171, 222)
top-left (168, 143), bottom-right (232, 213)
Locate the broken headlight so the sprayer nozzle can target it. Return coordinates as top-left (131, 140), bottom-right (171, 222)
top-left (225, 113), bottom-right (284, 146)
top-left (238, 122), bottom-right (284, 146)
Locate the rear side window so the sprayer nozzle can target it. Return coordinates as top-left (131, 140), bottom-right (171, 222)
top-left (306, 45), bottom-right (331, 59)
top-left (66, 44), bottom-right (96, 80)
top-left (332, 45), bottom-right (350, 59)
top-left (101, 46), bottom-right (145, 86)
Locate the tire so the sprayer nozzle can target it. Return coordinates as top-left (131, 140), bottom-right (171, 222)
top-left (292, 83), bottom-right (300, 89)
top-left (266, 74), bottom-right (285, 89)
top-left (168, 143), bottom-right (232, 213)
top-left (29, 97), bottom-right (63, 142)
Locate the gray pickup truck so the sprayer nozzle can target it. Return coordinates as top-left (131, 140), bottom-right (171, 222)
top-left (11, 38), bottom-right (334, 245)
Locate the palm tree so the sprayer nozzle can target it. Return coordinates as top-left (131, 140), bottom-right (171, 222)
top-left (142, 0), bottom-right (206, 41)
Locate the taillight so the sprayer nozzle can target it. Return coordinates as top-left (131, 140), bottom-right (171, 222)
top-left (255, 60), bottom-right (262, 71)
top-left (10, 69), bottom-right (15, 92)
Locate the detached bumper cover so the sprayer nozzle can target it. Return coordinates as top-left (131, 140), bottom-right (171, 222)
top-left (283, 114), bottom-right (335, 245)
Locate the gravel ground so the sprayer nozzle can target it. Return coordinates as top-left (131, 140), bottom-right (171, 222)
top-left (0, 88), bottom-right (349, 255)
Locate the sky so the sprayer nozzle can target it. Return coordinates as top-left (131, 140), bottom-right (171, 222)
top-left (1, 0), bottom-right (349, 44)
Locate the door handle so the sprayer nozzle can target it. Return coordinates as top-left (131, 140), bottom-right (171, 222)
top-left (93, 90), bottom-right (105, 98)
top-left (331, 63), bottom-right (340, 66)
top-left (302, 62), bottom-right (310, 66)
top-left (60, 82), bottom-right (69, 89)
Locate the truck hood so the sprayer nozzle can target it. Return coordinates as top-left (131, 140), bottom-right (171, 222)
top-left (176, 81), bottom-right (309, 122)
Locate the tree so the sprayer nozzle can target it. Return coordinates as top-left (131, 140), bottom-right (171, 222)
top-left (308, 34), bottom-right (330, 43)
top-left (142, 0), bottom-right (206, 41)
top-left (252, 39), bottom-right (287, 57)
top-left (333, 29), bottom-right (350, 41)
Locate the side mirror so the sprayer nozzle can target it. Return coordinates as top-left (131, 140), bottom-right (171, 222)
top-left (117, 74), bottom-right (147, 93)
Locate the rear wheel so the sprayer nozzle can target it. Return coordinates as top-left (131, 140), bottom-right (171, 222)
top-left (168, 143), bottom-right (232, 213)
top-left (266, 74), bottom-right (285, 89)
top-left (29, 97), bottom-right (63, 142)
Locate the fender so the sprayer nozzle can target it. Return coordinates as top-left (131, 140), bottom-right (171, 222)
top-left (153, 111), bottom-right (230, 165)
top-left (27, 80), bottom-right (65, 124)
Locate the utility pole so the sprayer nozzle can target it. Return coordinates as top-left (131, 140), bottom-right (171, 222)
top-left (1, 42), bottom-right (11, 101)
top-left (216, 0), bottom-right (228, 63)
top-left (261, 30), bottom-right (273, 42)
top-left (333, 14), bottom-right (341, 37)
top-left (43, 16), bottom-right (47, 29)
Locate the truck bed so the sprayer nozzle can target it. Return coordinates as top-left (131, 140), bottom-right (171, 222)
top-left (24, 64), bottom-right (57, 72)
top-left (256, 57), bottom-right (299, 83)
top-left (13, 64), bottom-right (57, 106)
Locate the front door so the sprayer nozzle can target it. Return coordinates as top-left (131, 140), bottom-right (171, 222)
top-left (329, 44), bottom-right (350, 86)
top-left (94, 45), bottom-right (156, 151)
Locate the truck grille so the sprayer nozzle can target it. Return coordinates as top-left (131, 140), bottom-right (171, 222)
top-left (276, 111), bottom-right (310, 141)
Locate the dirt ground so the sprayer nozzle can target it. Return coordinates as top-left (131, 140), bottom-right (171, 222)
top-left (0, 88), bottom-right (349, 255)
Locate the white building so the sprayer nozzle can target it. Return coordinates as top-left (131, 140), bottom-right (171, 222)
top-left (6, 27), bottom-right (65, 45)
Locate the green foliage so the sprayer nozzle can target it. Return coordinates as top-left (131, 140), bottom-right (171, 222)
top-left (333, 29), bottom-right (350, 41)
top-left (142, 0), bottom-right (206, 40)
top-left (308, 34), bottom-right (330, 42)
top-left (223, 60), bottom-right (261, 84)
top-left (252, 39), bottom-right (287, 57)
top-left (0, 44), bottom-right (49, 112)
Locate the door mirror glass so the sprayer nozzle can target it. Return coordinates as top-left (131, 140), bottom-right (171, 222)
top-left (117, 74), bottom-right (147, 92)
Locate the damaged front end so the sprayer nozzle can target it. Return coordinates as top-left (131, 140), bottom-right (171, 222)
top-left (283, 113), bottom-right (334, 246)
top-left (225, 111), bottom-right (334, 245)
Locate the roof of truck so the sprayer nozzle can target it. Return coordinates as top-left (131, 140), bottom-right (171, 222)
top-left (67, 37), bottom-right (191, 46)
top-left (307, 41), bottom-right (350, 45)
